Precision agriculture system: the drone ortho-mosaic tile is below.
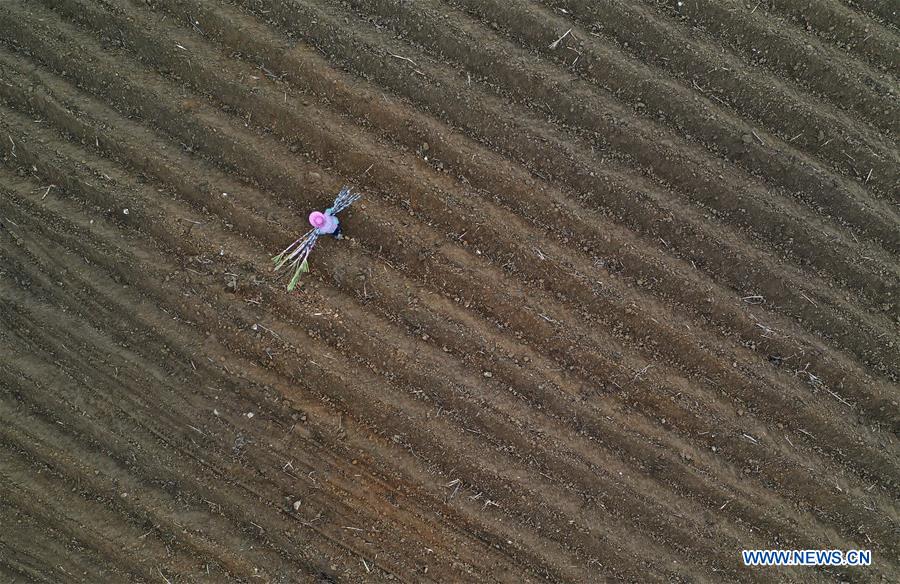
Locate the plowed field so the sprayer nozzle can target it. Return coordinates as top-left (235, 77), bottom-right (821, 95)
top-left (1, 1), bottom-right (897, 582)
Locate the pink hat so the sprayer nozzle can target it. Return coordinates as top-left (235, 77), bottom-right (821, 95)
top-left (309, 211), bottom-right (328, 229)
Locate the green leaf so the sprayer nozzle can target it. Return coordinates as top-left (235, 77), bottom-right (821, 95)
top-left (287, 263), bottom-right (305, 291)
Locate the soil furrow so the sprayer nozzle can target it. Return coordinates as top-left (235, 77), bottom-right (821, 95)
top-left (0, 144), bottom-right (724, 580)
top-left (320, 0), bottom-right (899, 263)
top-left (1, 0), bottom-right (897, 580)
top-left (0, 189), bottom-right (531, 582)
top-left (3, 36), bottom-right (896, 552)
top-left (764, 0), bottom-right (900, 72)
top-left (3, 94), bottom-right (896, 576)
top-left (12, 0), bottom-right (892, 408)
top-left (120, 0), bottom-right (899, 410)
top-left (535, 0), bottom-right (899, 199)
top-left (639, 0), bottom-right (900, 136)
top-left (0, 149), bottom-right (612, 580)
top-left (218, 0), bottom-right (900, 364)
top-left (450, 0), bottom-right (899, 235)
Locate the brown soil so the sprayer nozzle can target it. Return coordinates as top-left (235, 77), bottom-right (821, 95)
top-left (0, 0), bottom-right (897, 582)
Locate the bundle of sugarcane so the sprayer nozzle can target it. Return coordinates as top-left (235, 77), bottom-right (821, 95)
top-left (273, 186), bottom-right (361, 290)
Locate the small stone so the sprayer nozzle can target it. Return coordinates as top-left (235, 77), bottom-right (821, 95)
top-left (308, 171), bottom-right (321, 181)
top-left (483, 371), bottom-right (493, 378)
top-left (246, 412), bottom-right (254, 418)
top-left (293, 500), bottom-right (302, 511)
